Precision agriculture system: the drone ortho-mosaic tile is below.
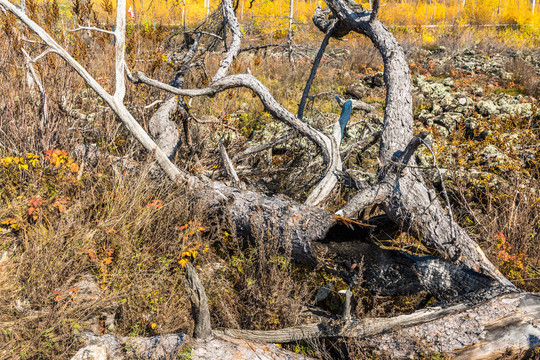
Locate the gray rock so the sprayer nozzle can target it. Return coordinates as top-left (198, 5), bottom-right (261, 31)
top-left (499, 103), bottom-right (533, 119)
top-left (442, 78), bottom-right (455, 87)
top-left (363, 72), bottom-right (385, 87)
top-left (480, 145), bottom-right (509, 166)
top-left (431, 83), bottom-right (449, 99)
top-left (346, 83), bottom-right (370, 99)
top-left (71, 345), bottom-right (109, 360)
top-left (432, 104), bottom-right (443, 116)
top-left (441, 94), bottom-right (455, 110)
top-left (435, 112), bottom-right (463, 133)
top-left (476, 100), bottom-right (499, 117)
top-left (419, 109), bottom-right (434, 123)
top-left (433, 124), bottom-right (449, 138)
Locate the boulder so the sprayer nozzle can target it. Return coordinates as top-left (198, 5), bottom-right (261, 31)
top-left (476, 100), bottom-right (499, 117)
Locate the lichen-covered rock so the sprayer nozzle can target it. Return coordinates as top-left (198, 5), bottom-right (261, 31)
top-left (71, 344), bottom-right (109, 360)
top-left (442, 77), bottom-right (455, 88)
top-left (345, 82), bottom-right (369, 99)
top-left (363, 72), bottom-right (385, 87)
top-left (434, 112), bottom-right (463, 132)
top-left (419, 109), bottom-right (434, 124)
top-left (476, 100), bottom-right (499, 117)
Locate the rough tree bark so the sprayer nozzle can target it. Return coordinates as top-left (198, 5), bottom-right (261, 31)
top-left (1, 0), bottom-right (539, 358)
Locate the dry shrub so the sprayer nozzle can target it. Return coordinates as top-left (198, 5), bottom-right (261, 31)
top-left (505, 57), bottom-right (540, 98)
top-left (443, 113), bottom-right (540, 292)
top-left (0, 156), bottom-right (318, 358)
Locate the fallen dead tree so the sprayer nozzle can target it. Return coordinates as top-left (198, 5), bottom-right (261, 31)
top-left (1, 0), bottom-right (539, 358)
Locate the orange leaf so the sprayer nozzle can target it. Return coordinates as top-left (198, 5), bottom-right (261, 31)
top-left (178, 258), bottom-right (188, 268)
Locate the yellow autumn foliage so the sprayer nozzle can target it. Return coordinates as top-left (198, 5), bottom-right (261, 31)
top-left (29, 0), bottom-right (540, 31)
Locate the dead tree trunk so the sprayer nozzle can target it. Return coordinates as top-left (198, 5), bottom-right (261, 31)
top-left (312, 0), bottom-right (512, 287)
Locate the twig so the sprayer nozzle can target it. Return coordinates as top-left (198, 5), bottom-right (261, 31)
top-left (219, 140), bottom-right (242, 187)
top-left (231, 132), bottom-right (295, 163)
top-left (420, 138), bottom-right (457, 248)
top-left (238, 43), bottom-right (285, 53)
top-left (69, 26), bottom-right (115, 36)
top-left (142, 100), bottom-right (164, 109)
top-left (21, 48), bottom-right (47, 150)
top-left (31, 48), bottom-right (56, 63)
top-left (342, 288), bottom-right (352, 320)
top-left (336, 95), bottom-right (376, 113)
top-left (184, 30), bottom-right (223, 40)
top-left (395, 132), bottom-right (428, 171)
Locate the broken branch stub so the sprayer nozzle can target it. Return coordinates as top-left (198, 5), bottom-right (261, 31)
top-left (185, 263), bottom-right (212, 340)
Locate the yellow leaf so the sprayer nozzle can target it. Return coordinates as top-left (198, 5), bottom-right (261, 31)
top-left (191, 251), bottom-right (198, 259)
top-left (18, 163), bottom-right (28, 171)
top-left (150, 322), bottom-right (157, 329)
top-left (179, 258), bottom-right (188, 268)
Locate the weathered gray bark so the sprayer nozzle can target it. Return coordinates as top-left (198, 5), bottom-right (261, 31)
top-left (148, 96), bottom-right (181, 159)
top-left (221, 291), bottom-right (540, 359)
top-left (185, 263), bottom-right (212, 340)
top-left (71, 332), bottom-right (314, 360)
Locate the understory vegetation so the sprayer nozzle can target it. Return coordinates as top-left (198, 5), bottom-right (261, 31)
top-left (0, 3), bottom-right (539, 358)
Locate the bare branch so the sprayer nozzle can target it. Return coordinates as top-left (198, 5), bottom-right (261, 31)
top-left (142, 99), bottom-right (164, 109)
top-left (212, 0), bottom-right (242, 82)
top-left (218, 140), bottom-right (242, 187)
top-left (393, 132), bottom-right (428, 171)
top-left (114, 0), bottom-right (127, 103)
top-left (21, 48), bottom-right (47, 150)
top-left (298, 20), bottom-right (336, 120)
top-left (131, 71), bottom-right (334, 169)
top-left (336, 95), bottom-right (375, 112)
top-left (31, 48), bottom-right (56, 63)
top-left (231, 132), bottom-right (295, 163)
top-left (220, 290), bottom-right (534, 355)
top-left (180, 32), bottom-right (202, 65)
top-left (336, 183), bottom-right (390, 218)
top-left (332, 99), bottom-right (352, 145)
top-left (184, 29), bottom-right (223, 40)
top-left (69, 26), bottom-right (115, 36)
top-left (239, 44), bottom-right (284, 54)
top-left (0, 0), bottom-right (188, 183)
top-left (370, 0), bottom-right (380, 22)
